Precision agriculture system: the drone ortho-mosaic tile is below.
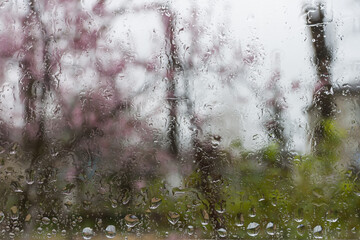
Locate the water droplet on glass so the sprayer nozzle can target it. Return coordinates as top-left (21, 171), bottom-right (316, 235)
top-left (9, 143), bottom-right (18, 155)
top-left (150, 197), bottom-right (162, 209)
top-left (187, 225), bottom-right (194, 236)
top-left (297, 224), bottom-right (305, 236)
top-left (11, 181), bottom-right (23, 193)
top-left (266, 222), bottom-right (276, 236)
top-left (0, 212), bottom-right (4, 223)
top-left (122, 191), bottom-right (131, 205)
top-left (294, 208), bottom-right (304, 223)
top-left (10, 206), bottom-right (18, 220)
top-left (82, 227), bottom-right (94, 240)
top-left (247, 222), bottom-right (260, 237)
top-left (211, 135), bottom-right (221, 149)
top-left (249, 207), bottom-right (256, 218)
top-left (124, 214), bottom-right (139, 228)
top-left (215, 201), bottom-right (226, 214)
top-left (110, 198), bottom-right (117, 208)
top-left (235, 213), bottom-right (244, 227)
top-left (25, 170), bottom-right (35, 185)
top-left (201, 209), bottom-right (209, 226)
top-left (167, 211), bottom-right (180, 225)
top-left (326, 210), bottom-right (338, 223)
top-left (313, 225), bottom-right (323, 239)
top-left (42, 217), bottom-right (50, 225)
top-left (52, 217), bottom-right (58, 224)
top-left (37, 227), bottom-right (43, 234)
top-left (96, 218), bottom-right (103, 227)
top-left (105, 225), bottom-right (116, 238)
top-left (217, 228), bottom-right (227, 238)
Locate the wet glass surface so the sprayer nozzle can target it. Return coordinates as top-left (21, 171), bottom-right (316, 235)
top-left (0, 0), bottom-right (360, 239)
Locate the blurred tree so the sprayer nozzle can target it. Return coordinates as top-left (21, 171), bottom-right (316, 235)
top-left (304, 2), bottom-right (336, 154)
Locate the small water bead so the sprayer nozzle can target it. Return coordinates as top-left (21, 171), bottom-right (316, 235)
top-left (25, 170), bottom-right (34, 185)
top-left (122, 191), bottom-right (131, 205)
top-left (82, 227), bottom-right (94, 240)
top-left (326, 210), bottom-right (339, 223)
top-left (124, 214), bottom-right (139, 228)
top-left (0, 211), bottom-right (5, 223)
top-left (266, 222), bottom-right (276, 236)
top-left (42, 217), bottom-right (50, 225)
top-left (10, 206), bottom-right (18, 220)
top-left (167, 211), bottom-right (180, 225)
top-left (82, 200), bottom-right (91, 210)
top-left (249, 207), bottom-right (256, 218)
top-left (235, 213), bottom-right (244, 227)
top-left (11, 181), bottom-right (23, 193)
top-left (294, 208), bottom-right (304, 223)
top-left (52, 217), bottom-right (58, 224)
top-left (217, 228), bottom-right (227, 238)
top-left (9, 143), bottom-right (18, 155)
top-left (61, 230), bottom-right (67, 236)
top-left (313, 225), bottom-right (323, 239)
top-left (150, 197), bottom-right (162, 209)
top-left (37, 227), bottom-right (43, 234)
top-left (201, 209), bottom-right (209, 226)
top-left (247, 222), bottom-right (260, 237)
top-left (96, 218), bottom-right (103, 227)
top-left (297, 224), bottom-right (305, 236)
top-left (215, 201), bottom-right (226, 214)
top-left (105, 225), bottom-right (116, 239)
top-left (187, 225), bottom-right (194, 236)
top-left (110, 198), bottom-right (118, 208)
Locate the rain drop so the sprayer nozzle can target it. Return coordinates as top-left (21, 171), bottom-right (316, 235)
top-left (10, 206), bottom-right (18, 220)
top-left (167, 211), bottom-right (180, 225)
top-left (247, 222), bottom-right (260, 237)
top-left (266, 222), bottom-right (276, 236)
top-left (0, 212), bottom-right (4, 223)
top-left (105, 225), bottom-right (116, 238)
top-left (313, 225), bottom-right (323, 239)
top-left (297, 224), bottom-right (305, 236)
top-left (42, 217), bottom-right (50, 225)
top-left (217, 228), bottom-right (227, 238)
top-left (124, 214), bottom-right (139, 228)
top-left (235, 213), bottom-right (244, 227)
top-left (326, 210), bottom-right (338, 223)
top-left (294, 208), bottom-right (304, 223)
top-left (201, 209), bottom-right (209, 226)
top-left (82, 227), bottom-right (94, 240)
top-left (150, 197), bottom-right (162, 209)
top-left (25, 170), bottom-right (35, 185)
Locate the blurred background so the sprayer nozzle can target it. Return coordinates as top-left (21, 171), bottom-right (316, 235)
top-left (0, 0), bottom-right (360, 239)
